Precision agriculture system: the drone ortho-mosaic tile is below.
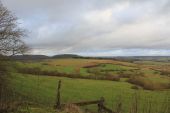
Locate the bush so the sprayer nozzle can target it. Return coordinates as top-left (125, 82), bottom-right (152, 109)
top-left (118, 73), bottom-right (131, 78)
top-left (0, 58), bottom-right (20, 112)
top-left (160, 71), bottom-right (170, 76)
top-left (17, 67), bottom-right (121, 81)
top-left (42, 63), bottom-right (49, 65)
top-left (112, 76), bottom-right (120, 81)
top-left (127, 76), bottom-right (170, 90)
top-left (117, 71), bottom-right (133, 78)
top-left (104, 73), bottom-right (120, 81)
top-left (131, 85), bottom-right (139, 90)
top-left (127, 76), bottom-right (155, 90)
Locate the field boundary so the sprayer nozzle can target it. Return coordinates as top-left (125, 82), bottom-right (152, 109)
top-left (55, 80), bottom-right (115, 113)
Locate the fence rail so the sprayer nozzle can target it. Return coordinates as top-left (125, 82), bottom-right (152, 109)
top-left (55, 80), bottom-right (115, 113)
top-left (62, 100), bottom-right (102, 106)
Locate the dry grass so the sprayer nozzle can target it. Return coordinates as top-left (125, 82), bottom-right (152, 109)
top-left (59, 104), bottom-right (83, 113)
top-left (127, 76), bottom-right (170, 90)
top-left (45, 58), bottom-right (137, 68)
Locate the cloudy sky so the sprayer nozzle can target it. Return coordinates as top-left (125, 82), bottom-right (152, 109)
top-left (2, 0), bottom-right (170, 56)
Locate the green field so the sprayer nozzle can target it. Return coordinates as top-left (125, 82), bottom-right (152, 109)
top-left (9, 73), bottom-right (170, 113)
top-left (1, 58), bottom-right (170, 113)
top-left (14, 58), bottom-right (170, 89)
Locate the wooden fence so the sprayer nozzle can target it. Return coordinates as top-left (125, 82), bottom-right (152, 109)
top-left (55, 80), bottom-right (115, 113)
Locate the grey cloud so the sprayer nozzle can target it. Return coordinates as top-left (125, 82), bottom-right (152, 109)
top-left (2, 0), bottom-right (170, 55)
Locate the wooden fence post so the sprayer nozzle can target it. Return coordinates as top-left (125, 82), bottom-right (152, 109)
top-left (56, 80), bottom-right (61, 109)
top-left (98, 97), bottom-right (104, 113)
top-left (54, 81), bottom-right (114, 113)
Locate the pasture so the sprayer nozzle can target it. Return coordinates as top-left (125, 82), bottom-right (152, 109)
top-left (2, 58), bottom-right (170, 113)
top-left (9, 73), bottom-right (170, 113)
top-left (15, 58), bottom-right (170, 90)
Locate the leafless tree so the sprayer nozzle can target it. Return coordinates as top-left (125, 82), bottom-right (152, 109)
top-left (0, 2), bottom-right (29, 111)
top-left (0, 1), bottom-right (29, 56)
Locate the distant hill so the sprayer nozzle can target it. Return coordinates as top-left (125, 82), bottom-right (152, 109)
top-left (10, 54), bottom-right (83, 60)
top-left (52, 54), bottom-right (83, 59)
top-left (10, 55), bottom-right (49, 60)
top-left (112, 56), bottom-right (170, 62)
top-left (9, 54), bottom-right (170, 62)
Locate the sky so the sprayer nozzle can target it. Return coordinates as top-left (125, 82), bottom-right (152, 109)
top-left (2, 0), bottom-right (170, 56)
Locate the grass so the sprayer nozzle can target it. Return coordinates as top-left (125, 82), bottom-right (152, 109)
top-left (14, 59), bottom-right (170, 89)
top-left (8, 73), bottom-right (170, 113)
top-left (1, 58), bottom-right (170, 112)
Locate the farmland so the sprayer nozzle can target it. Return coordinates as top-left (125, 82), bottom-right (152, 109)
top-left (1, 57), bottom-right (170, 113)
top-left (14, 58), bottom-right (170, 90)
top-left (1, 0), bottom-right (170, 112)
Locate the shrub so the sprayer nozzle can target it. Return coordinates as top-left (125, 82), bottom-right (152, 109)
top-left (127, 76), bottom-right (155, 90)
top-left (104, 73), bottom-right (120, 81)
top-left (17, 67), bottom-right (41, 75)
top-left (160, 71), bottom-right (170, 76)
top-left (111, 76), bottom-right (120, 81)
top-left (127, 76), bottom-right (170, 90)
top-left (131, 85), bottom-right (139, 90)
top-left (18, 67), bottom-right (121, 81)
top-left (83, 64), bottom-right (100, 68)
top-left (42, 63), bottom-right (49, 65)
top-left (118, 73), bottom-right (131, 78)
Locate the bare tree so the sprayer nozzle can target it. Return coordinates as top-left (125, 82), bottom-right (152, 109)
top-left (0, 1), bottom-right (29, 56)
top-left (0, 2), bottom-right (29, 112)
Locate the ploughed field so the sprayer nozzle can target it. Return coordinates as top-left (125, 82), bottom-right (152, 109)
top-left (5, 58), bottom-right (170, 112)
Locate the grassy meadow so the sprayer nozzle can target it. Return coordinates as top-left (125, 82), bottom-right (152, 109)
top-left (1, 58), bottom-right (170, 113)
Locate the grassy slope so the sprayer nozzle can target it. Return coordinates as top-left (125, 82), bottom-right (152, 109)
top-left (9, 73), bottom-right (170, 113)
top-left (15, 59), bottom-right (170, 86)
top-left (3, 58), bottom-right (169, 112)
